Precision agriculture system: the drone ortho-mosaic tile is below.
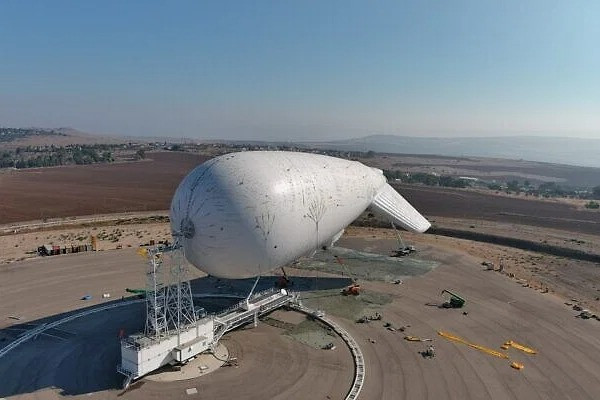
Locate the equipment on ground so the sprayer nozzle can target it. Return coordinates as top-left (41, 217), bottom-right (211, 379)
top-left (438, 331), bottom-right (508, 359)
top-left (421, 345), bottom-right (435, 358)
top-left (342, 283), bottom-right (361, 296)
top-left (510, 362), bottom-right (524, 370)
top-left (441, 289), bottom-right (466, 308)
top-left (482, 261), bottom-right (494, 270)
top-left (503, 340), bottom-right (537, 354)
top-left (370, 312), bottom-right (382, 321)
top-left (356, 312), bottom-right (382, 323)
top-left (223, 357), bottom-right (238, 367)
top-left (390, 222), bottom-right (417, 257)
top-left (335, 255), bottom-right (362, 297)
top-left (404, 336), bottom-right (432, 342)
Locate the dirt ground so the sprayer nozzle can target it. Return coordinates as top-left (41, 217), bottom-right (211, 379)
top-left (1, 227), bottom-right (600, 399)
top-left (344, 226), bottom-right (600, 314)
top-left (2, 151), bottom-right (599, 236)
top-left (332, 234), bottom-right (600, 400)
top-left (0, 152), bottom-right (207, 224)
top-left (428, 216), bottom-right (600, 257)
top-left (3, 218), bottom-right (599, 313)
top-left (0, 221), bottom-right (172, 264)
top-left (394, 183), bottom-right (600, 235)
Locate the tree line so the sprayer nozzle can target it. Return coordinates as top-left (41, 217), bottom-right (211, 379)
top-left (0, 127), bottom-right (65, 143)
top-left (384, 169), bottom-right (600, 201)
top-left (0, 145), bottom-right (114, 169)
top-left (384, 170), bottom-right (469, 188)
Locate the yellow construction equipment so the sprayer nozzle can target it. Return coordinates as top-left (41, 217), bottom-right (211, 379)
top-left (438, 331), bottom-right (509, 359)
top-left (510, 361), bottom-right (524, 370)
top-left (137, 248), bottom-right (148, 258)
top-left (503, 340), bottom-right (537, 355)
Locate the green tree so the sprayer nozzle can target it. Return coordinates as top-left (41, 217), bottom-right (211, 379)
top-left (585, 201), bottom-right (599, 209)
top-left (507, 180), bottom-right (520, 192)
top-left (101, 151), bottom-right (112, 162)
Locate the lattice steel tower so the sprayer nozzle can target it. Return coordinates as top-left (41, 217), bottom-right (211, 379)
top-left (164, 243), bottom-right (197, 332)
top-left (144, 247), bottom-right (168, 338)
top-left (144, 241), bottom-right (197, 339)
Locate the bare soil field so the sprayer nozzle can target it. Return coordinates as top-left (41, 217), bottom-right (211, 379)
top-left (425, 216), bottom-right (600, 259)
top-left (332, 234), bottom-right (600, 400)
top-left (0, 152), bottom-right (208, 224)
top-left (0, 221), bottom-right (172, 264)
top-left (344, 227), bottom-right (600, 315)
top-left (393, 183), bottom-right (600, 235)
top-left (3, 218), bottom-right (598, 313)
top-left (2, 149), bottom-right (598, 237)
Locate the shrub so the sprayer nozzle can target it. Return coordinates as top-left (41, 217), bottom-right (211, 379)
top-left (585, 201), bottom-right (599, 209)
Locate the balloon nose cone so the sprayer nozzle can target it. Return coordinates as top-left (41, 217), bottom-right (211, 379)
top-left (180, 218), bottom-right (196, 239)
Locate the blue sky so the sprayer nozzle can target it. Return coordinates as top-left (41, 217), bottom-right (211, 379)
top-left (1, 1), bottom-right (599, 140)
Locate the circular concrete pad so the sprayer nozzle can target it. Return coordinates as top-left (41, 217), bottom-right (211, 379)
top-left (145, 343), bottom-right (229, 382)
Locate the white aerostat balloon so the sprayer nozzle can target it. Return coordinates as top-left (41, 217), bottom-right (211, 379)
top-left (170, 151), bottom-right (430, 279)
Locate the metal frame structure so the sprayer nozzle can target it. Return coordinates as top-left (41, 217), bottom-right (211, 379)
top-left (144, 243), bottom-right (197, 339)
top-left (164, 246), bottom-right (197, 335)
top-left (144, 247), bottom-right (168, 337)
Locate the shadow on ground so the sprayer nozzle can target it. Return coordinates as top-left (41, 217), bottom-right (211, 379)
top-left (0, 274), bottom-right (350, 398)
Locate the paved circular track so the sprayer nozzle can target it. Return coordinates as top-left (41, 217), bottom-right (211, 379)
top-left (0, 303), bottom-right (354, 399)
top-left (0, 250), bottom-right (355, 399)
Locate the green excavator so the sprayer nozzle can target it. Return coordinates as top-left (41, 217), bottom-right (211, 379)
top-left (441, 289), bottom-right (466, 308)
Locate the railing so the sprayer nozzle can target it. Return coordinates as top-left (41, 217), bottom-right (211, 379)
top-left (212, 290), bottom-right (295, 344)
top-left (215, 287), bottom-right (280, 318)
top-left (0, 298), bottom-right (145, 359)
top-left (289, 303), bottom-right (365, 400)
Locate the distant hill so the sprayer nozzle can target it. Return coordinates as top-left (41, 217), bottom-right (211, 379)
top-left (0, 127), bottom-right (126, 149)
top-left (0, 127), bottom-right (67, 143)
top-left (306, 135), bottom-right (600, 168)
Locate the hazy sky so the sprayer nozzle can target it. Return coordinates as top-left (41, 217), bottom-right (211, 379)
top-left (1, 1), bottom-right (599, 140)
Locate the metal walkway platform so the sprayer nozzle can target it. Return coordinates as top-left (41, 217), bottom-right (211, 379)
top-left (212, 288), bottom-right (296, 344)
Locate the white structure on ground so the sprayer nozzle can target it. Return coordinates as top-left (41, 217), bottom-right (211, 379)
top-left (170, 151), bottom-right (430, 279)
top-left (118, 243), bottom-right (296, 382)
